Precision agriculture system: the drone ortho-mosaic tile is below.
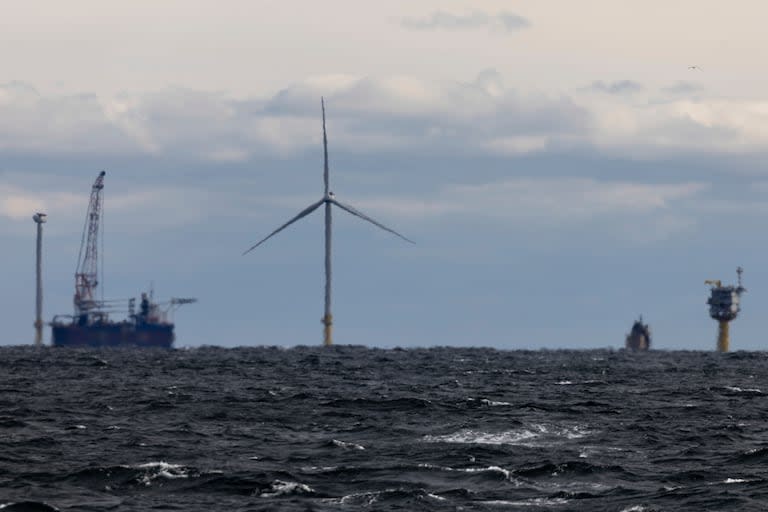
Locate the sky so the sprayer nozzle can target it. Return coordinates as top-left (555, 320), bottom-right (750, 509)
top-left (3, 0), bottom-right (768, 350)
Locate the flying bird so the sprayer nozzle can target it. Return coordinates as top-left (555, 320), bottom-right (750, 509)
top-left (688, 65), bottom-right (702, 71)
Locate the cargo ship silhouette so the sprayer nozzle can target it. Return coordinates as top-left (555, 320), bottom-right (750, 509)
top-left (50, 172), bottom-right (195, 348)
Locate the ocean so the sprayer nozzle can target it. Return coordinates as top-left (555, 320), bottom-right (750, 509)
top-left (1, 346), bottom-right (768, 511)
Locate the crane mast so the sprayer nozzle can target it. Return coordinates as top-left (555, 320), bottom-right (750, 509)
top-left (74, 171), bottom-right (106, 318)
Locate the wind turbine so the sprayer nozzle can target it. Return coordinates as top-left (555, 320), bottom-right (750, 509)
top-left (244, 98), bottom-right (413, 346)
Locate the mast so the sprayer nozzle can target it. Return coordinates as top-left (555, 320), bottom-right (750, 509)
top-left (33, 212), bottom-right (47, 345)
top-left (74, 171), bottom-right (106, 318)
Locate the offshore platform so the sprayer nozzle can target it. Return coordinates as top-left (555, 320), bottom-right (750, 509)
top-left (706, 267), bottom-right (746, 352)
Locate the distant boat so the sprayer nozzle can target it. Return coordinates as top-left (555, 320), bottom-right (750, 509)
top-left (625, 316), bottom-right (651, 351)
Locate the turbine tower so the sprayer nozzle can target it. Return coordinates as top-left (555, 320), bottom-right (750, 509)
top-left (33, 212), bottom-right (47, 346)
top-left (706, 267), bottom-right (746, 352)
top-left (244, 98), bottom-right (413, 346)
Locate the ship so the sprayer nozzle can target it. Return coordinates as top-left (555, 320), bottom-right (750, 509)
top-left (625, 315), bottom-right (651, 351)
top-left (50, 171), bottom-right (195, 348)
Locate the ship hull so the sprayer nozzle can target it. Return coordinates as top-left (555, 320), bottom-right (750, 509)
top-left (625, 333), bottom-right (650, 351)
top-left (51, 323), bottom-right (174, 348)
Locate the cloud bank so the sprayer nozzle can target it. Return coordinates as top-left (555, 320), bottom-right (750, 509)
top-left (400, 10), bottom-right (530, 34)
top-left (2, 71), bottom-right (768, 242)
top-left (2, 71), bottom-right (767, 165)
top-left (586, 80), bottom-right (644, 95)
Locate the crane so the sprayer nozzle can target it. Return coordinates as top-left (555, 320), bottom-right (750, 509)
top-left (74, 171), bottom-right (106, 319)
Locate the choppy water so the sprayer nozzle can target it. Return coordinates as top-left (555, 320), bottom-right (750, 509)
top-left (2, 346), bottom-right (768, 511)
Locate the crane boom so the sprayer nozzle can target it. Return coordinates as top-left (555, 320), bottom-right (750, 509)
top-left (74, 171), bottom-right (106, 316)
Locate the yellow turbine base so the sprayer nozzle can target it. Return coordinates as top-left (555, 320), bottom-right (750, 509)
top-left (717, 321), bottom-right (730, 353)
top-left (34, 319), bottom-right (43, 347)
top-left (323, 314), bottom-right (333, 347)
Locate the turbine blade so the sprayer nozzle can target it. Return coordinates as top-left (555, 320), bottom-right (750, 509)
top-left (322, 97), bottom-right (329, 195)
top-left (330, 198), bottom-right (415, 244)
top-left (243, 199), bottom-right (325, 255)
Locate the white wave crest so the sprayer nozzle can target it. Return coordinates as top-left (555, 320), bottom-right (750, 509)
top-left (458, 465), bottom-right (512, 479)
top-left (424, 428), bottom-right (538, 445)
top-left (482, 398), bottom-right (511, 406)
top-left (483, 497), bottom-right (569, 507)
top-left (467, 397), bottom-right (512, 406)
top-left (725, 386), bottom-right (763, 394)
top-left (129, 461), bottom-right (193, 486)
top-left (331, 488), bottom-right (446, 506)
top-left (332, 439), bottom-right (365, 450)
top-left (323, 490), bottom-right (385, 506)
top-left (259, 480), bottom-right (314, 497)
top-left (423, 424), bottom-right (590, 447)
top-left (417, 462), bottom-right (524, 484)
top-left (300, 465), bottom-right (338, 474)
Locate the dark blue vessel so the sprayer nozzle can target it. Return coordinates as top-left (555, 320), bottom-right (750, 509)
top-left (50, 172), bottom-right (194, 348)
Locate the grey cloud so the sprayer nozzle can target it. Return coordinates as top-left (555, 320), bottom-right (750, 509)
top-left (0, 82), bottom-right (140, 154)
top-left (263, 72), bottom-right (589, 156)
top-left (586, 80), bottom-right (644, 95)
top-left (474, 69), bottom-right (505, 97)
top-left (497, 12), bottom-right (531, 32)
top-left (637, 117), bottom-right (742, 152)
top-left (363, 178), bottom-right (707, 229)
top-left (3, 72), bottom-right (766, 169)
top-left (7, 72), bottom-right (584, 162)
top-left (400, 10), bottom-right (530, 33)
top-left (265, 85), bottom-right (329, 117)
top-left (1, 80), bottom-right (38, 99)
top-left (661, 81), bottom-right (704, 96)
